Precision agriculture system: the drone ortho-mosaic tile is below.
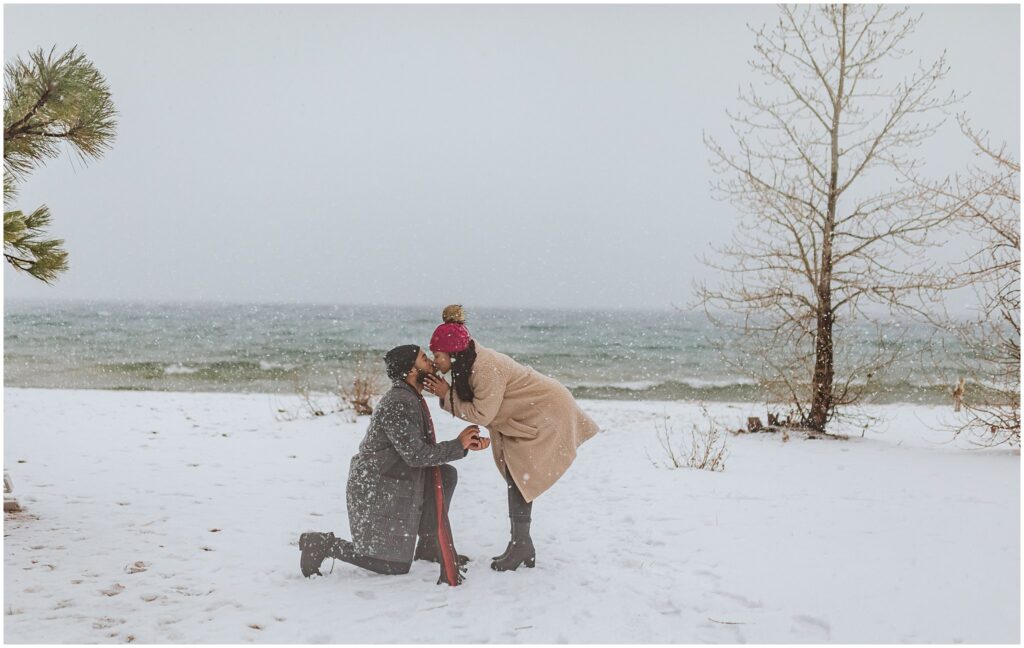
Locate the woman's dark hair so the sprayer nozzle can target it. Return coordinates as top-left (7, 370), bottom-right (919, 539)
top-left (449, 339), bottom-right (477, 410)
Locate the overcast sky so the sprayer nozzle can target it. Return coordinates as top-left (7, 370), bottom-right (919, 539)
top-left (3, 4), bottom-right (1019, 310)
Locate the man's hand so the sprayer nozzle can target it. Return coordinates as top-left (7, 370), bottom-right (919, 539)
top-left (424, 374), bottom-right (450, 400)
top-left (458, 425), bottom-right (489, 451)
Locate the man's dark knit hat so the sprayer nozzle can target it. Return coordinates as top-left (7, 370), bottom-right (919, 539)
top-left (384, 344), bottom-right (420, 384)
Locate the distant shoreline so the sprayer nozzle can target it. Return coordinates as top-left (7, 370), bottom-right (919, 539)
top-left (4, 301), bottom-right (972, 406)
top-left (0, 383), bottom-right (957, 406)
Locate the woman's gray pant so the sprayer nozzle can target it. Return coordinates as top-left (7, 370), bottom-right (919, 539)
top-left (505, 468), bottom-right (532, 522)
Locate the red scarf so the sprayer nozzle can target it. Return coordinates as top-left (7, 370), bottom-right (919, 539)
top-left (419, 397), bottom-right (464, 586)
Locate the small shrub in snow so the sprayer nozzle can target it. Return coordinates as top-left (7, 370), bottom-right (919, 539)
top-left (337, 368), bottom-right (383, 416)
top-left (650, 405), bottom-right (727, 472)
top-left (294, 382), bottom-right (327, 417)
top-left (273, 380), bottom-right (357, 423)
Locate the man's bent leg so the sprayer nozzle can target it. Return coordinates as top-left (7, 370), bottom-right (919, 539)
top-left (418, 465), bottom-right (457, 538)
top-left (329, 536), bottom-right (412, 575)
top-left (415, 466), bottom-right (466, 564)
top-left (340, 553), bottom-right (412, 575)
top-left (302, 533), bottom-right (412, 577)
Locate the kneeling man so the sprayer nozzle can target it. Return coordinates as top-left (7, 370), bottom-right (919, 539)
top-left (298, 344), bottom-right (488, 580)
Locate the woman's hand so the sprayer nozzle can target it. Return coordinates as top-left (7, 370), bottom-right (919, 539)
top-left (424, 374), bottom-right (450, 400)
top-left (458, 425), bottom-right (485, 450)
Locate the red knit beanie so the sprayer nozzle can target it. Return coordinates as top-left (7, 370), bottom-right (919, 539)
top-left (429, 305), bottom-right (471, 353)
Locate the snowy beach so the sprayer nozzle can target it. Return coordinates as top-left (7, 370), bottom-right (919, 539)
top-left (3, 387), bottom-right (1019, 643)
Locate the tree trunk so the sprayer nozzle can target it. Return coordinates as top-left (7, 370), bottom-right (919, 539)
top-left (808, 300), bottom-right (835, 431)
top-left (808, 5), bottom-right (846, 433)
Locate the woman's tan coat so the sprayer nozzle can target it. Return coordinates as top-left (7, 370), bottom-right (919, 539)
top-left (439, 343), bottom-right (599, 501)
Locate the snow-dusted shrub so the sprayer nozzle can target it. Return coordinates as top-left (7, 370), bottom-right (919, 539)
top-left (273, 379), bottom-right (356, 423)
top-left (294, 382), bottom-right (327, 417)
top-left (337, 368), bottom-right (383, 416)
top-left (650, 405), bottom-right (727, 472)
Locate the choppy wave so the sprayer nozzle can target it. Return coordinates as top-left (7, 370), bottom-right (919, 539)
top-left (7, 361), bottom-right (983, 404)
top-left (570, 376), bottom-right (758, 391)
top-left (570, 380), bottom-right (662, 391)
top-left (163, 364), bottom-right (198, 375)
top-left (258, 360), bottom-right (297, 371)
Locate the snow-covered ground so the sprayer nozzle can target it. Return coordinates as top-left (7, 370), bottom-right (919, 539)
top-left (3, 387), bottom-right (1019, 643)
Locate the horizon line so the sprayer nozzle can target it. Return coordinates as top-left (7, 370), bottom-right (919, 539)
top-left (2, 295), bottom-right (692, 314)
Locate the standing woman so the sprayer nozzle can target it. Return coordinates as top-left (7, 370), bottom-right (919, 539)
top-left (423, 305), bottom-right (600, 571)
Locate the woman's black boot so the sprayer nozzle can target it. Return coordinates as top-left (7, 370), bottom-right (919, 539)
top-left (491, 540), bottom-right (513, 562)
top-left (490, 519), bottom-right (536, 571)
top-left (493, 469), bottom-right (535, 569)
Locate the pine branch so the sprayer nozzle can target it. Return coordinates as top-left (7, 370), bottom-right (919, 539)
top-left (3, 85), bottom-right (52, 138)
top-left (4, 45), bottom-right (118, 180)
top-left (3, 45), bottom-right (117, 282)
top-left (4, 205), bottom-right (70, 283)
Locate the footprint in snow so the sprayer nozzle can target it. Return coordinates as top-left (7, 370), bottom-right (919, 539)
top-left (699, 619), bottom-right (747, 644)
top-left (713, 590), bottom-right (763, 608)
top-left (692, 568), bottom-right (720, 581)
top-left (125, 561), bottom-right (148, 574)
top-left (100, 584), bottom-right (125, 597)
top-left (791, 613), bottom-right (831, 640)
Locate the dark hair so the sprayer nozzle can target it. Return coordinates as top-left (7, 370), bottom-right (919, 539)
top-left (448, 339), bottom-right (477, 410)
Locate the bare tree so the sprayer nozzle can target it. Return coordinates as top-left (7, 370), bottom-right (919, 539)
top-left (919, 116), bottom-right (1019, 446)
top-left (698, 5), bottom-right (960, 433)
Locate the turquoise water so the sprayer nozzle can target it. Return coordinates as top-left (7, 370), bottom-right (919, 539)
top-left (4, 300), bottom-right (965, 403)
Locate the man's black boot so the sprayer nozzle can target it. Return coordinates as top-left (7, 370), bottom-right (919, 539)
top-left (298, 531), bottom-right (336, 578)
top-left (414, 535), bottom-right (470, 566)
